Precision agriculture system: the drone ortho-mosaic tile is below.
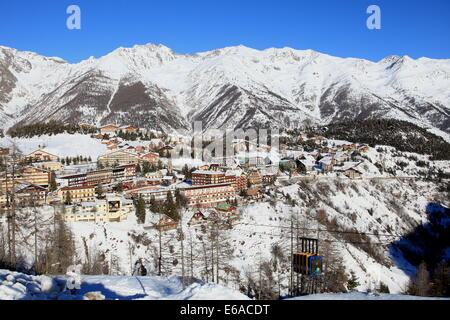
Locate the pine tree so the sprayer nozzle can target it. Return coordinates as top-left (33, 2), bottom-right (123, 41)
top-left (135, 164), bottom-right (142, 175)
top-left (135, 197), bottom-right (146, 224)
top-left (407, 262), bottom-right (431, 296)
top-left (49, 172), bottom-right (57, 192)
top-left (95, 185), bottom-right (105, 197)
top-left (379, 282), bottom-right (390, 294)
top-left (347, 271), bottom-right (360, 291)
top-left (430, 261), bottom-right (450, 297)
top-left (149, 196), bottom-right (158, 214)
top-left (64, 191), bottom-right (72, 205)
top-left (165, 191), bottom-right (179, 221)
top-left (175, 189), bottom-right (187, 209)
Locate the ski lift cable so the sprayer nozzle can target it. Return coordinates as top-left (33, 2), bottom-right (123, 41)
top-left (229, 227), bottom-right (397, 246)
top-left (234, 222), bottom-right (404, 238)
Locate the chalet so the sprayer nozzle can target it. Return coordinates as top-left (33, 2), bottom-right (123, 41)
top-left (297, 155), bottom-right (316, 173)
top-left (120, 126), bottom-right (139, 134)
top-left (13, 183), bottom-right (47, 207)
top-left (337, 162), bottom-right (364, 179)
top-left (155, 215), bottom-right (179, 231)
top-left (216, 203), bottom-right (239, 222)
top-left (343, 167), bottom-right (363, 179)
top-left (25, 149), bottom-right (59, 163)
top-left (188, 211), bottom-right (207, 226)
top-left (247, 169), bottom-right (263, 188)
top-left (140, 152), bottom-right (159, 164)
top-left (333, 151), bottom-right (349, 164)
top-left (318, 156), bottom-right (335, 172)
top-left (358, 145), bottom-right (370, 153)
top-left (216, 203), bottom-right (237, 215)
top-left (159, 145), bottom-right (174, 157)
top-left (100, 125), bottom-right (119, 135)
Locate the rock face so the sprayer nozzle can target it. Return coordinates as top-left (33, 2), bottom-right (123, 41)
top-left (0, 44), bottom-right (449, 136)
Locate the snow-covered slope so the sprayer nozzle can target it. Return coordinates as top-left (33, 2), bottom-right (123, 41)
top-left (289, 292), bottom-right (449, 300)
top-left (0, 44), bottom-right (449, 135)
top-left (0, 269), bottom-right (249, 300)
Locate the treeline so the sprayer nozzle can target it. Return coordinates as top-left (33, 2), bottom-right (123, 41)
top-left (8, 121), bottom-right (97, 138)
top-left (117, 130), bottom-right (157, 141)
top-left (323, 119), bottom-right (450, 160)
top-left (62, 156), bottom-right (92, 165)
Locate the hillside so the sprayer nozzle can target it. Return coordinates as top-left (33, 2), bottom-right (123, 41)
top-left (323, 119), bottom-right (450, 160)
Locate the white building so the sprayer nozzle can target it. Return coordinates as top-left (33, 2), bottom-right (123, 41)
top-left (64, 194), bottom-right (134, 223)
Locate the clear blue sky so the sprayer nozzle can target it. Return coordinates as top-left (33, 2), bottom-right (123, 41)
top-left (1, 0), bottom-right (449, 63)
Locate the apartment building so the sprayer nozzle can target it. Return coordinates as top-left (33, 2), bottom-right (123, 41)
top-left (192, 170), bottom-right (226, 185)
top-left (60, 165), bottom-right (131, 187)
top-left (136, 187), bottom-right (171, 203)
top-left (180, 183), bottom-right (236, 208)
top-left (34, 161), bottom-right (64, 172)
top-left (20, 167), bottom-right (52, 187)
top-left (86, 169), bottom-right (114, 186)
top-left (98, 150), bottom-right (139, 166)
top-left (59, 172), bottom-right (86, 187)
top-left (59, 186), bottom-right (96, 203)
top-left (64, 195), bottom-right (134, 223)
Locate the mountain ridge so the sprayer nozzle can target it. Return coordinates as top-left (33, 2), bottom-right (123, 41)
top-left (0, 43), bottom-right (449, 137)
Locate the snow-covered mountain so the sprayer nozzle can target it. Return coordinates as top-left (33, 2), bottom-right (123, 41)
top-left (0, 44), bottom-right (449, 134)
